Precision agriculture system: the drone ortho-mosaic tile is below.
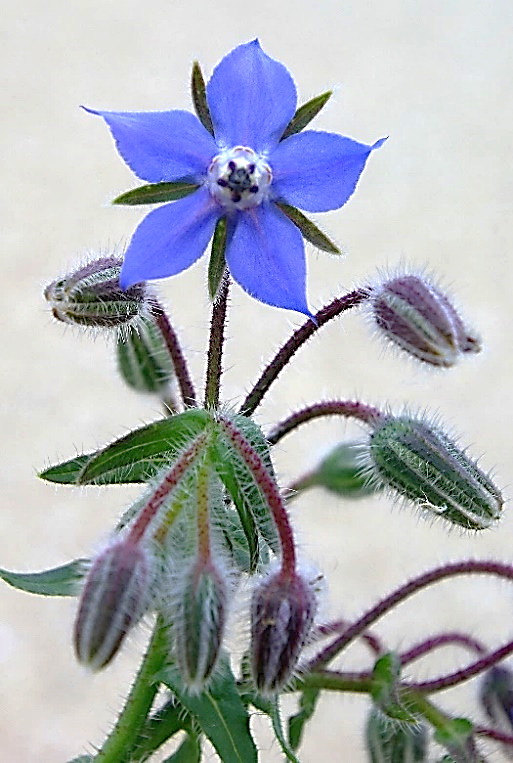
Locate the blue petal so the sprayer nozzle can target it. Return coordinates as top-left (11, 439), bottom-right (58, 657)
top-left (83, 107), bottom-right (217, 183)
top-left (225, 202), bottom-right (310, 315)
top-left (270, 133), bottom-right (387, 212)
top-left (120, 187), bottom-right (221, 288)
top-left (206, 40), bottom-right (297, 153)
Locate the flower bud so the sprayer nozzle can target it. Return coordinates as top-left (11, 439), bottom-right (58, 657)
top-left (366, 708), bottom-right (428, 762)
top-left (73, 539), bottom-right (152, 669)
top-left (174, 561), bottom-right (227, 690)
top-left (296, 441), bottom-right (377, 499)
top-left (367, 415), bottom-right (503, 530)
top-left (370, 274), bottom-right (480, 367)
top-left (251, 570), bottom-right (317, 693)
top-left (480, 666), bottom-right (513, 731)
top-left (116, 315), bottom-right (175, 394)
top-left (44, 257), bottom-right (147, 328)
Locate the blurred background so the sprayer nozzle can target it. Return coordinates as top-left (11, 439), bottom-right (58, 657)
top-left (2, 0), bottom-right (512, 760)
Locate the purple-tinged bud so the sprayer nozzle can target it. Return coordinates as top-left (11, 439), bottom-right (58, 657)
top-left (251, 571), bottom-right (317, 694)
top-left (73, 539), bottom-right (152, 670)
top-left (366, 708), bottom-right (428, 762)
top-left (174, 561), bottom-right (227, 690)
top-left (367, 415), bottom-right (503, 530)
top-left (480, 666), bottom-right (513, 732)
top-left (370, 274), bottom-right (480, 367)
top-left (44, 257), bottom-right (148, 328)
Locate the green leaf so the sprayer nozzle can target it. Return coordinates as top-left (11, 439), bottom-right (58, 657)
top-left (40, 454), bottom-right (90, 484)
top-left (0, 559), bottom-right (87, 597)
top-left (212, 415), bottom-right (281, 567)
top-left (41, 409), bottom-right (211, 486)
top-left (250, 694), bottom-right (301, 763)
top-left (208, 217), bottom-right (228, 301)
top-left (162, 732), bottom-right (201, 763)
top-left (160, 657), bottom-right (257, 763)
top-left (191, 60), bottom-right (214, 136)
top-left (276, 203), bottom-right (340, 254)
top-left (280, 91), bottom-right (332, 140)
top-left (112, 181), bottom-right (199, 206)
top-left (288, 688), bottom-right (320, 751)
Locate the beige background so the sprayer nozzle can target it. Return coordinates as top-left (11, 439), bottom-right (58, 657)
top-left (2, 0), bottom-right (513, 760)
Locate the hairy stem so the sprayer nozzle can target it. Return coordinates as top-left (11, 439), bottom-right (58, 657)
top-left (204, 275), bottom-right (229, 409)
top-left (218, 415), bottom-right (296, 577)
top-left (95, 617), bottom-right (167, 763)
top-left (150, 300), bottom-right (196, 408)
top-left (240, 288), bottom-right (370, 416)
top-left (309, 560), bottom-right (513, 670)
top-left (399, 631), bottom-right (486, 667)
top-left (267, 399), bottom-right (384, 445)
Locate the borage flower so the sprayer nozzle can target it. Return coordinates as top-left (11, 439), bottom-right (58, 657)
top-left (85, 40), bottom-right (385, 315)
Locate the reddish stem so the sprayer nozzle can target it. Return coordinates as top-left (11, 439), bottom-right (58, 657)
top-left (149, 300), bottom-right (196, 407)
top-left (309, 560), bottom-right (513, 670)
top-left (267, 399), bottom-right (384, 445)
top-left (204, 275), bottom-right (229, 409)
top-left (128, 432), bottom-right (207, 544)
top-left (399, 632), bottom-right (486, 667)
top-left (218, 415), bottom-right (296, 577)
top-left (239, 288), bottom-right (370, 416)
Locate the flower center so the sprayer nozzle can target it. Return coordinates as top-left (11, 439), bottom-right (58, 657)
top-left (207, 146), bottom-right (272, 210)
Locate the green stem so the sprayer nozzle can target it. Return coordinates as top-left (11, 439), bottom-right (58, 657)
top-left (95, 617), bottom-right (167, 763)
top-left (129, 698), bottom-right (192, 762)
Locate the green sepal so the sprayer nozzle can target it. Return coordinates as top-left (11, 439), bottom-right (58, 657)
top-left (248, 694), bottom-right (301, 763)
top-left (434, 718), bottom-right (478, 761)
top-left (162, 732), bottom-right (201, 763)
top-left (276, 203), bottom-right (340, 254)
top-left (117, 316), bottom-right (175, 394)
top-left (212, 414), bottom-right (281, 561)
top-left (40, 409), bottom-right (211, 485)
top-left (366, 708), bottom-right (428, 763)
top-left (112, 181), bottom-right (199, 206)
top-left (371, 652), bottom-right (417, 723)
top-left (208, 217), bottom-right (228, 301)
top-left (191, 60), bottom-right (214, 136)
top-left (297, 441), bottom-right (377, 499)
top-left (288, 688), bottom-right (320, 751)
top-left (67, 757), bottom-right (94, 763)
top-left (159, 656), bottom-right (258, 763)
top-left (0, 558), bottom-right (87, 597)
top-left (280, 91), bottom-right (332, 141)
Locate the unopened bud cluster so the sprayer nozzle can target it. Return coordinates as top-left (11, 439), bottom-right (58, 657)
top-left (366, 414), bottom-right (503, 530)
top-left (369, 274), bottom-right (480, 367)
top-left (44, 257), bottom-right (148, 328)
top-left (366, 708), bottom-right (428, 762)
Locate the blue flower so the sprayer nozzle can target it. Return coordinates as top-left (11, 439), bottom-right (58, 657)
top-left (86, 40), bottom-right (385, 315)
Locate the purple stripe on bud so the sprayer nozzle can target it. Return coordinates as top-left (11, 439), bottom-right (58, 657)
top-left (370, 274), bottom-right (480, 367)
top-left (74, 539), bottom-right (152, 670)
top-left (251, 570), bottom-right (317, 693)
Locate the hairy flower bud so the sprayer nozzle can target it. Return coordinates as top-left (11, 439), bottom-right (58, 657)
top-left (366, 708), bottom-right (428, 762)
top-left (367, 415), bottom-right (503, 530)
top-left (116, 315), bottom-right (176, 393)
top-left (74, 539), bottom-right (152, 669)
top-left (480, 666), bottom-right (513, 732)
top-left (370, 274), bottom-right (480, 366)
top-left (251, 571), bottom-right (317, 693)
top-left (173, 561), bottom-right (227, 690)
top-left (44, 257), bottom-right (147, 327)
